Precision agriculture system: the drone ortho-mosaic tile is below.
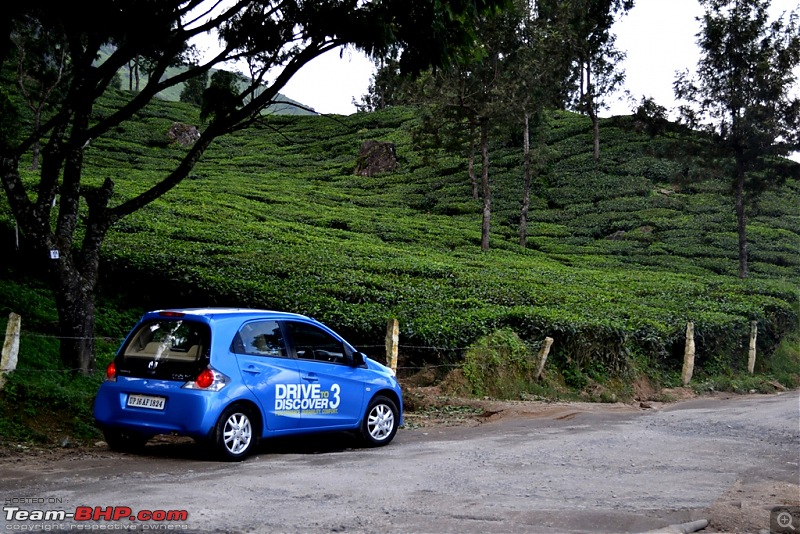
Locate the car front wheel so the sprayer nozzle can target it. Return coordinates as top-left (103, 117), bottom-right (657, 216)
top-left (212, 405), bottom-right (256, 461)
top-left (361, 395), bottom-right (398, 447)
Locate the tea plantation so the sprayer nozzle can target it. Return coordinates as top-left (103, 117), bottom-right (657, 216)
top-left (0, 93), bottom-right (798, 443)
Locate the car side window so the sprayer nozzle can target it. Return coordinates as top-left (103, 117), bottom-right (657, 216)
top-left (284, 321), bottom-right (345, 364)
top-left (234, 320), bottom-right (287, 357)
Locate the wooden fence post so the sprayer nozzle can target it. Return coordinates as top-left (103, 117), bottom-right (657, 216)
top-left (747, 321), bottom-right (758, 375)
top-left (535, 337), bottom-right (554, 379)
top-left (681, 321), bottom-right (695, 386)
top-left (385, 318), bottom-right (399, 373)
top-left (1, 312), bottom-right (21, 390)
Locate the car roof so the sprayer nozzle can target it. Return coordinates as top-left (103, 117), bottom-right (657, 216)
top-left (142, 308), bottom-right (313, 322)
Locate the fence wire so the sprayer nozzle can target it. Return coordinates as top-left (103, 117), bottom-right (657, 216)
top-left (1, 329), bottom-right (549, 376)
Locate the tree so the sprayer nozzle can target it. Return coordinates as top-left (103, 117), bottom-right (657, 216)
top-left (201, 70), bottom-right (244, 121)
top-left (509, 0), bottom-right (575, 246)
top-left (353, 56), bottom-right (414, 112)
top-left (0, 0), bottom-right (511, 373)
top-left (361, 0), bottom-right (576, 250)
top-left (564, 0), bottom-right (633, 161)
top-left (127, 55), bottom-right (140, 92)
top-left (9, 15), bottom-right (67, 171)
top-left (382, 1), bottom-right (533, 251)
top-left (415, 56), bottom-right (501, 251)
top-left (445, 6), bottom-right (523, 251)
top-left (179, 69), bottom-right (208, 107)
top-left (674, 0), bottom-right (800, 278)
top-left (360, 20), bottom-right (506, 251)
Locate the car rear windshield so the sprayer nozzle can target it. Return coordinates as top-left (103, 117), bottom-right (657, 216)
top-left (116, 319), bottom-right (211, 381)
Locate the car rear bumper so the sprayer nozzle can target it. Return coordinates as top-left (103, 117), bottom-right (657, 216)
top-left (93, 377), bottom-right (222, 439)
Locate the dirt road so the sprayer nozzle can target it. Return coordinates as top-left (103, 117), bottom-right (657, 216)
top-left (1, 391), bottom-right (798, 533)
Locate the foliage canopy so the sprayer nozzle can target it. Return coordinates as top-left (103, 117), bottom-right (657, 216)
top-left (0, 0), bottom-right (510, 372)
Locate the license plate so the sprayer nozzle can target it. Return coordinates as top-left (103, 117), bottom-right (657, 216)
top-left (127, 394), bottom-right (166, 410)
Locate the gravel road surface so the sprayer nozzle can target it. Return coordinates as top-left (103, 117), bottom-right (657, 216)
top-left (1, 391), bottom-right (798, 533)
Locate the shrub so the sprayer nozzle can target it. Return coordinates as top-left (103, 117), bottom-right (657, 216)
top-left (460, 329), bottom-right (536, 399)
top-left (766, 330), bottom-right (800, 388)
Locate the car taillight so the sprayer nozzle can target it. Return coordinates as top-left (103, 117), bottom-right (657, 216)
top-left (183, 367), bottom-right (229, 392)
top-left (105, 361), bottom-right (117, 381)
top-left (195, 368), bottom-right (214, 388)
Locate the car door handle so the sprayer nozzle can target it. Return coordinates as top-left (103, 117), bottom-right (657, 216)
top-left (302, 374), bottom-right (318, 382)
top-left (243, 366), bottom-right (261, 374)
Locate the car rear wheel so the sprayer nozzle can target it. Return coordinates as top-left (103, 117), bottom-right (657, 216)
top-left (212, 405), bottom-right (256, 461)
top-left (360, 395), bottom-right (398, 447)
top-left (103, 428), bottom-right (149, 452)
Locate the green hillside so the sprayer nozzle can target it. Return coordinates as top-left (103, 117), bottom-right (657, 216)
top-left (1, 92), bottom-right (799, 389)
top-left (98, 46), bottom-right (316, 116)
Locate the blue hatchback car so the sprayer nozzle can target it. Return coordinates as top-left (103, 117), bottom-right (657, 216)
top-left (93, 308), bottom-right (403, 460)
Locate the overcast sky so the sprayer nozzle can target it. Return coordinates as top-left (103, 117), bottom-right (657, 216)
top-left (275, 0), bottom-right (799, 119)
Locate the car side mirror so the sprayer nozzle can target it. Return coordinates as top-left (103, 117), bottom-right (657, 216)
top-left (352, 351), bottom-right (366, 367)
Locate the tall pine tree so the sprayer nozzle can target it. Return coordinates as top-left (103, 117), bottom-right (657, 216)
top-left (674, 0), bottom-right (800, 278)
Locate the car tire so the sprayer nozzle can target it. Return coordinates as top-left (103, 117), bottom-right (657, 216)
top-left (360, 395), bottom-right (398, 447)
top-left (212, 405), bottom-right (257, 461)
top-left (103, 428), bottom-right (149, 452)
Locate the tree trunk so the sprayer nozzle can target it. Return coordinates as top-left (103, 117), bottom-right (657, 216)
top-left (31, 110), bottom-right (41, 171)
top-left (54, 270), bottom-right (97, 373)
top-left (52, 198), bottom-right (113, 373)
top-left (585, 61), bottom-right (600, 162)
top-left (480, 117), bottom-right (491, 252)
top-left (134, 55), bottom-right (140, 92)
top-left (468, 119), bottom-right (478, 200)
top-left (55, 119), bottom-right (105, 371)
top-left (735, 152), bottom-right (748, 278)
top-left (31, 142), bottom-right (41, 171)
top-left (34, 97), bottom-right (111, 373)
top-left (519, 112), bottom-right (531, 247)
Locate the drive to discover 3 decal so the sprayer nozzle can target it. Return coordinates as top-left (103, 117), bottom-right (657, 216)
top-left (275, 383), bottom-right (340, 415)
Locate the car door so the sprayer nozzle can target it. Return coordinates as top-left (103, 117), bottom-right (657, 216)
top-left (232, 319), bottom-right (301, 431)
top-left (282, 320), bottom-right (366, 430)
